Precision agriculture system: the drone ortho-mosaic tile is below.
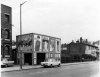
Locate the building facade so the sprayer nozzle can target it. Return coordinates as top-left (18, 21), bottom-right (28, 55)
top-left (1, 4), bottom-right (12, 60)
top-left (93, 40), bottom-right (100, 60)
top-left (62, 37), bottom-right (99, 57)
top-left (16, 33), bottom-right (61, 65)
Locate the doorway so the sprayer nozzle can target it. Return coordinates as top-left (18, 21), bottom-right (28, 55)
top-left (24, 53), bottom-right (32, 65)
top-left (37, 53), bottom-right (46, 65)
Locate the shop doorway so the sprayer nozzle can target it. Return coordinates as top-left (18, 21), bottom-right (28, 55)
top-left (24, 53), bottom-right (32, 65)
top-left (37, 53), bottom-right (46, 65)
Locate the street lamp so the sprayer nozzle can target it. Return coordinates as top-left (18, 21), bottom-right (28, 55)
top-left (20, 1), bottom-right (27, 69)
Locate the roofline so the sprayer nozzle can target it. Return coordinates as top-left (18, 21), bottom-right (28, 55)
top-left (67, 42), bottom-right (98, 48)
top-left (16, 32), bottom-right (61, 40)
top-left (1, 4), bottom-right (12, 8)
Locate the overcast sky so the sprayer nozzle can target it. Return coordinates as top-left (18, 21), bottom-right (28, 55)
top-left (1, 0), bottom-right (100, 43)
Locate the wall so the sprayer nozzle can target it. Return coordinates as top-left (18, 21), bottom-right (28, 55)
top-left (85, 45), bottom-right (98, 57)
top-left (1, 4), bottom-right (12, 60)
top-left (67, 43), bottom-right (85, 55)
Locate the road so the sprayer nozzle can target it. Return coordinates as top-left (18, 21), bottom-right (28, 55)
top-left (1, 61), bottom-right (100, 77)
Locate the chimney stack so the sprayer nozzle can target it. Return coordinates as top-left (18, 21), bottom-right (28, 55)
top-left (80, 37), bottom-right (83, 43)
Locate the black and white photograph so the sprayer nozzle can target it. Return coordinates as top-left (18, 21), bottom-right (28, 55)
top-left (50, 38), bottom-right (55, 52)
top-left (1, 0), bottom-right (100, 77)
top-left (42, 36), bottom-right (49, 52)
top-left (34, 34), bottom-right (42, 52)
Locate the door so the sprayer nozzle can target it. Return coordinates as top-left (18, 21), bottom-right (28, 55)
top-left (37, 53), bottom-right (45, 65)
top-left (24, 53), bottom-right (32, 65)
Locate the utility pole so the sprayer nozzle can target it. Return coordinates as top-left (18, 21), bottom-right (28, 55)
top-left (20, 1), bottom-right (27, 69)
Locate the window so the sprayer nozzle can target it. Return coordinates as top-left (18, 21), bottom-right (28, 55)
top-left (1, 29), bottom-right (3, 38)
top-left (4, 46), bottom-right (10, 55)
top-left (50, 54), bottom-right (53, 58)
top-left (4, 29), bottom-right (10, 39)
top-left (5, 14), bottom-right (10, 23)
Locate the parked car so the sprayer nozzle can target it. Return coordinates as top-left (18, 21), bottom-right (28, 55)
top-left (1, 58), bottom-right (14, 67)
top-left (41, 58), bottom-right (61, 67)
top-left (1, 61), bottom-right (6, 67)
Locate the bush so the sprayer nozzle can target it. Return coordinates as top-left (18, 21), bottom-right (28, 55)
top-left (61, 54), bottom-right (97, 63)
top-left (81, 54), bottom-right (97, 61)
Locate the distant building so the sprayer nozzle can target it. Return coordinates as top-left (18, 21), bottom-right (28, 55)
top-left (93, 40), bottom-right (100, 51)
top-left (1, 4), bottom-right (12, 60)
top-left (93, 40), bottom-right (100, 60)
top-left (62, 37), bottom-right (99, 57)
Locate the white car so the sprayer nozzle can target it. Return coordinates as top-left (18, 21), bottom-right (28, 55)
top-left (1, 61), bottom-right (6, 67)
top-left (41, 59), bottom-right (61, 67)
top-left (1, 58), bottom-right (14, 67)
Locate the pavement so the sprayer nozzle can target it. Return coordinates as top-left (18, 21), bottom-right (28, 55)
top-left (1, 61), bottom-right (99, 72)
top-left (1, 61), bottom-right (99, 77)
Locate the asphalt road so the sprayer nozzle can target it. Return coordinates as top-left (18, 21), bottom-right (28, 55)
top-left (1, 61), bottom-right (100, 77)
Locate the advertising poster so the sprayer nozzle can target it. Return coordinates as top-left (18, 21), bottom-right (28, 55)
top-left (48, 53), bottom-right (50, 58)
top-left (50, 53), bottom-right (53, 58)
top-left (34, 53), bottom-right (36, 58)
top-left (42, 36), bottom-right (49, 52)
top-left (58, 54), bottom-right (60, 58)
top-left (34, 59), bottom-right (36, 64)
top-left (50, 38), bottom-right (55, 52)
top-left (56, 39), bottom-right (61, 53)
top-left (34, 35), bottom-right (42, 52)
top-left (17, 34), bottom-right (33, 51)
top-left (56, 54), bottom-right (58, 58)
top-left (55, 54), bottom-right (57, 58)
top-left (46, 53), bottom-right (48, 58)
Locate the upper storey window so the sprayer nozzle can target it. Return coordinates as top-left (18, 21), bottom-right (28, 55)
top-left (4, 14), bottom-right (10, 24)
top-left (4, 29), bottom-right (10, 39)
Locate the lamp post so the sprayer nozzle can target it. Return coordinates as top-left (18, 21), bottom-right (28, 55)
top-left (20, 1), bottom-right (27, 69)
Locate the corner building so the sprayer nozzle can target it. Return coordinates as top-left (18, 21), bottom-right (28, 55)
top-left (16, 33), bottom-right (61, 65)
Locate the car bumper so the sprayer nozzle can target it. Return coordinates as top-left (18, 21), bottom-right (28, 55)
top-left (41, 64), bottom-right (50, 67)
top-left (1, 64), bottom-right (6, 67)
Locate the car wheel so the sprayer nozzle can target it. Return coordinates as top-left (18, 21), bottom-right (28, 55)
top-left (50, 64), bottom-right (53, 68)
top-left (5, 64), bottom-right (8, 67)
top-left (58, 64), bottom-right (60, 67)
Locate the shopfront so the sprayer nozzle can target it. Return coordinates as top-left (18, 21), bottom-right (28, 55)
top-left (16, 33), bottom-right (61, 65)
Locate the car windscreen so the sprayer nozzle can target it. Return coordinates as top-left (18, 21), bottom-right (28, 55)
top-left (45, 59), bottom-right (55, 62)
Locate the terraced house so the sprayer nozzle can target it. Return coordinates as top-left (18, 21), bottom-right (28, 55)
top-left (61, 37), bottom-right (99, 63)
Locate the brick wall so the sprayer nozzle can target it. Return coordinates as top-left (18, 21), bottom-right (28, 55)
top-left (1, 4), bottom-right (12, 60)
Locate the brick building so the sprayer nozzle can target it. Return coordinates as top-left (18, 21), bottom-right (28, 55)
top-left (1, 4), bottom-right (12, 60)
top-left (62, 37), bottom-right (99, 57)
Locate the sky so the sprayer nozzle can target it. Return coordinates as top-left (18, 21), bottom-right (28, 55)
top-left (1, 0), bottom-right (100, 43)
